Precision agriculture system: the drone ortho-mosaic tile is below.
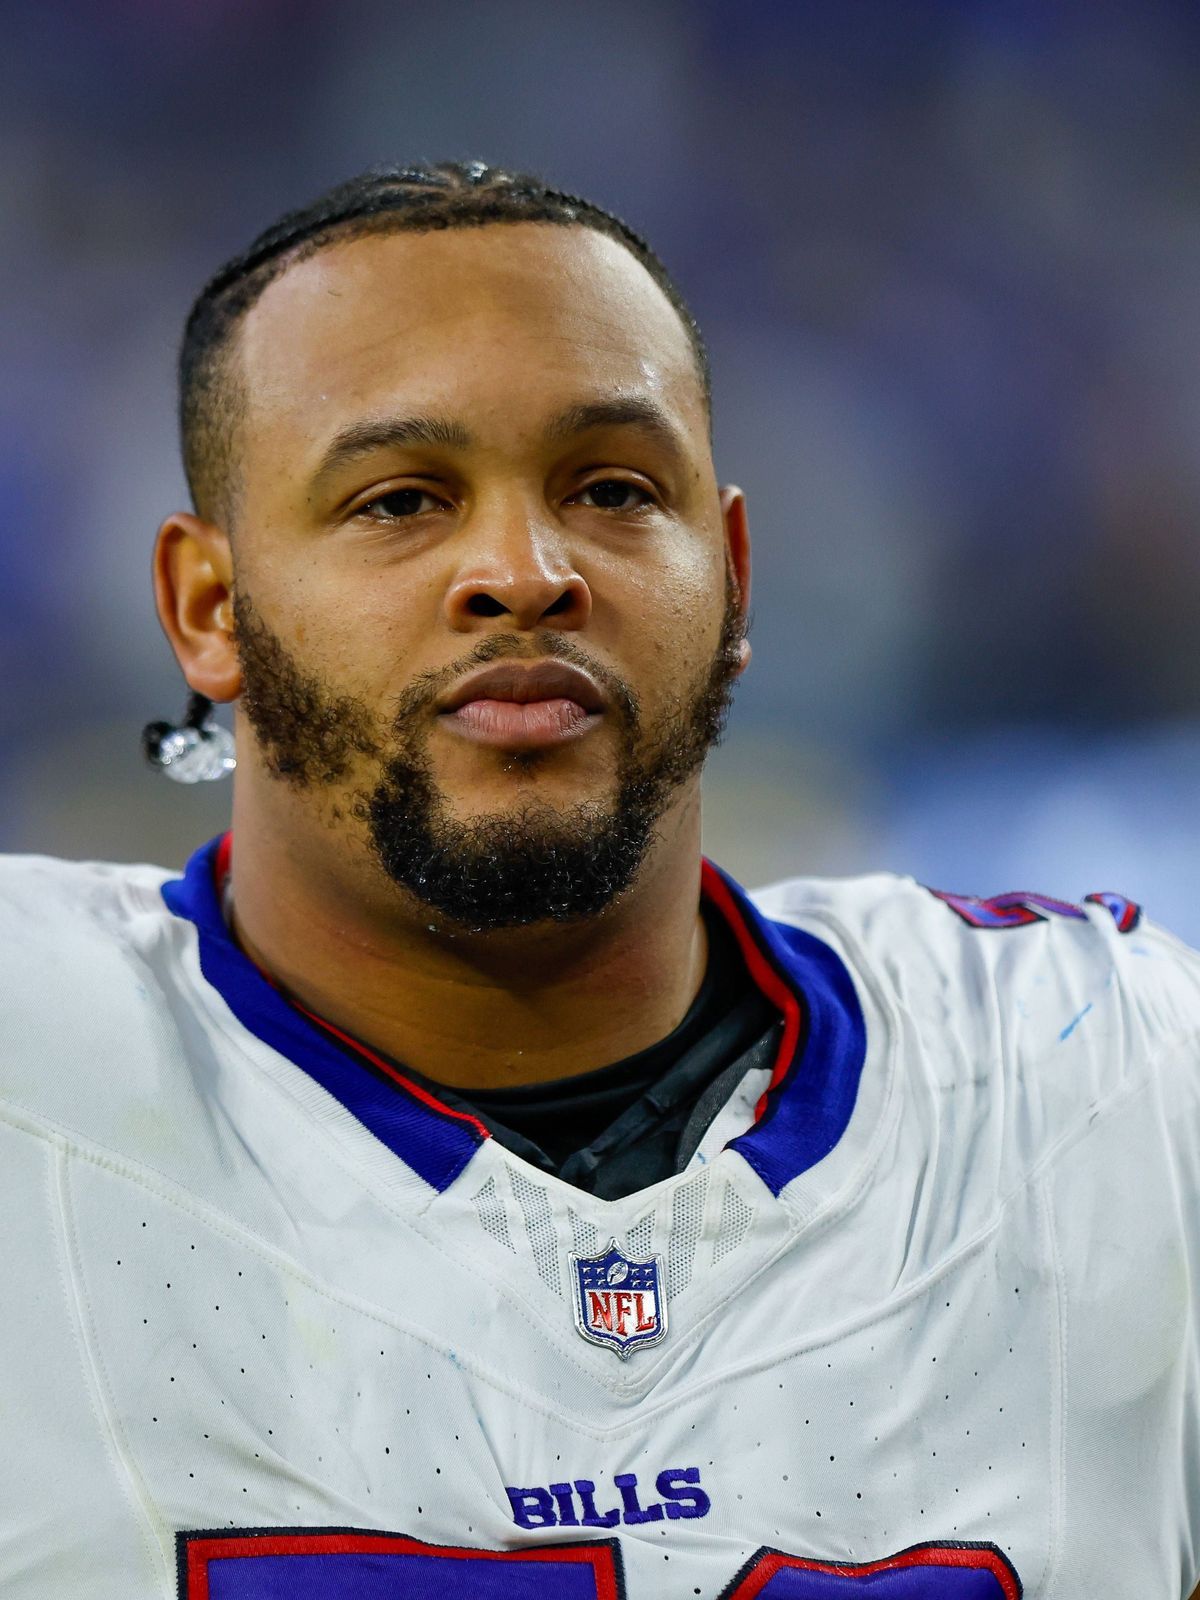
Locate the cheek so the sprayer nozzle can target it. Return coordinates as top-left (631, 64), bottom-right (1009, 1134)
top-left (256, 556), bottom-right (439, 700)
top-left (616, 545), bottom-right (726, 670)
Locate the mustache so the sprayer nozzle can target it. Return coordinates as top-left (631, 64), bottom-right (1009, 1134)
top-left (386, 631), bottom-right (639, 733)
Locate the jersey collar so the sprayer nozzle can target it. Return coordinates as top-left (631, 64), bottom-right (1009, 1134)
top-left (163, 835), bottom-right (866, 1198)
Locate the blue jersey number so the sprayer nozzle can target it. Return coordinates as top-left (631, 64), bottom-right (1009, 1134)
top-left (719, 1541), bottom-right (1021, 1597)
top-left (931, 886), bottom-right (1140, 934)
top-left (179, 1530), bottom-right (1020, 1598)
top-left (179, 1530), bottom-right (623, 1598)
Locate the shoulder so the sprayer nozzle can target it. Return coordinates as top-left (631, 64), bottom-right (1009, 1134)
top-left (0, 850), bottom-right (177, 958)
top-left (751, 868), bottom-right (1200, 1143)
top-left (0, 851), bottom-right (189, 1121)
top-left (754, 867), bottom-right (1200, 1024)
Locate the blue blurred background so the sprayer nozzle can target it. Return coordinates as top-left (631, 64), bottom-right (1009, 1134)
top-left (4, 0), bottom-right (1200, 935)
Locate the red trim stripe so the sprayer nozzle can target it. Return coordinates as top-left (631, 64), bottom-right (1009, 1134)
top-left (184, 1531), bottom-right (621, 1600)
top-left (211, 842), bottom-right (791, 1146)
top-left (293, 1002), bottom-right (492, 1141)
top-left (700, 859), bottom-right (804, 1123)
top-left (215, 829), bottom-right (233, 885)
top-left (212, 832), bottom-right (490, 1145)
top-left (728, 1542), bottom-right (1020, 1600)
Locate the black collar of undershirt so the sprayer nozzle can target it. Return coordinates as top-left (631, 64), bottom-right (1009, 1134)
top-left (466, 901), bottom-right (744, 1137)
top-left (424, 900), bottom-right (781, 1196)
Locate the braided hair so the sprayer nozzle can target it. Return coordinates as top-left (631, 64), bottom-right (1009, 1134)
top-left (179, 161), bottom-right (710, 523)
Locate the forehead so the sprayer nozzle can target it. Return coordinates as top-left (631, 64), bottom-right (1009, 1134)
top-left (236, 224), bottom-right (706, 455)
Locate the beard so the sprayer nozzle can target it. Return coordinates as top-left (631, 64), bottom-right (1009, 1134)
top-left (234, 585), bottom-right (744, 931)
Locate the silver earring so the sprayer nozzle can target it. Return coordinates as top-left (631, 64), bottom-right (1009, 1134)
top-left (142, 692), bottom-right (236, 783)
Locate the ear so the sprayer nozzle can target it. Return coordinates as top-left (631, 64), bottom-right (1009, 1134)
top-left (153, 512), bottom-right (241, 702)
top-left (719, 484), bottom-right (752, 675)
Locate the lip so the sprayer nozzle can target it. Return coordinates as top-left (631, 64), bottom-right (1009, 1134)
top-left (436, 659), bottom-right (608, 751)
top-left (437, 660), bottom-right (608, 715)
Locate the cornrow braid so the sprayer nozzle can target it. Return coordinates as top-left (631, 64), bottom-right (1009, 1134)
top-left (179, 161), bottom-right (710, 523)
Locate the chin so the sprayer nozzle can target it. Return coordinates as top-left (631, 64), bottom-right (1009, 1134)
top-left (446, 788), bottom-right (614, 830)
top-left (444, 756), bottom-right (616, 804)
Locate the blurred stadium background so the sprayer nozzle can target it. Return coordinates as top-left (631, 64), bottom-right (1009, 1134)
top-left (4, 0), bottom-right (1200, 934)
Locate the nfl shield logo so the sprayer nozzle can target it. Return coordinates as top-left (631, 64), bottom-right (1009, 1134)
top-left (571, 1238), bottom-right (667, 1358)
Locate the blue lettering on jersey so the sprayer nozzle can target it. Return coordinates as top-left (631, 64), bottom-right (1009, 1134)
top-left (930, 885), bottom-right (1141, 935)
top-left (505, 1467), bottom-right (710, 1531)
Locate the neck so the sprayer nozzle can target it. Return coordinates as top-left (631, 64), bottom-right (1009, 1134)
top-left (226, 785), bottom-right (709, 1093)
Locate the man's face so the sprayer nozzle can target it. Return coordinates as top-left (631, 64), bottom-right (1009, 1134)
top-left (227, 223), bottom-right (747, 928)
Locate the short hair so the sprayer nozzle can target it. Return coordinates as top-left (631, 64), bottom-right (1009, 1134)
top-left (179, 161), bottom-right (710, 523)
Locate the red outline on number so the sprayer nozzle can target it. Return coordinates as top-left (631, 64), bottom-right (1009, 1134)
top-left (1084, 891), bottom-right (1141, 934)
top-left (929, 890), bottom-right (1043, 930)
top-left (182, 1529), bottom-right (623, 1600)
top-left (722, 1541), bottom-right (1021, 1600)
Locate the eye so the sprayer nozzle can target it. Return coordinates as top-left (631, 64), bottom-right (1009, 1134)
top-left (357, 487), bottom-right (443, 520)
top-left (574, 478), bottom-right (654, 512)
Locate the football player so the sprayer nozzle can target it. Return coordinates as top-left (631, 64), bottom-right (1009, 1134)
top-left (2, 161), bottom-right (1199, 1598)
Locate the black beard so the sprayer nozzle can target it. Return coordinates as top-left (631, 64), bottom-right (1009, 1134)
top-left (234, 587), bottom-right (744, 932)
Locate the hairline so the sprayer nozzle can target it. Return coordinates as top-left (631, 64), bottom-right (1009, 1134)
top-left (198, 215), bottom-right (712, 529)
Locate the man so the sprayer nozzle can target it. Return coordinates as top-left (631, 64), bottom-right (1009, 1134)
top-left (2, 162), bottom-right (1198, 1598)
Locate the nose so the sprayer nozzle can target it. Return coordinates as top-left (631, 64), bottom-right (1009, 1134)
top-left (443, 503), bottom-right (592, 633)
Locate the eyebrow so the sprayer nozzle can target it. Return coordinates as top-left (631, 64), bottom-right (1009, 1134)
top-left (310, 415), bottom-right (474, 488)
top-left (310, 395), bottom-right (686, 491)
top-left (545, 396), bottom-right (685, 451)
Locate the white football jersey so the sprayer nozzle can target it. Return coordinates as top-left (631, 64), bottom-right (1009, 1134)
top-left (2, 833), bottom-right (1199, 1598)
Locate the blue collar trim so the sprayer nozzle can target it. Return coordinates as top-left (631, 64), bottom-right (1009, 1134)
top-left (161, 835), bottom-right (485, 1193)
top-left (703, 862), bottom-right (868, 1196)
top-left (162, 837), bottom-right (867, 1198)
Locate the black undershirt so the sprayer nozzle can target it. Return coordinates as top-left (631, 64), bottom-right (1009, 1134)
top-left (426, 902), bottom-right (781, 1199)
top-left (230, 859), bottom-right (783, 1197)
